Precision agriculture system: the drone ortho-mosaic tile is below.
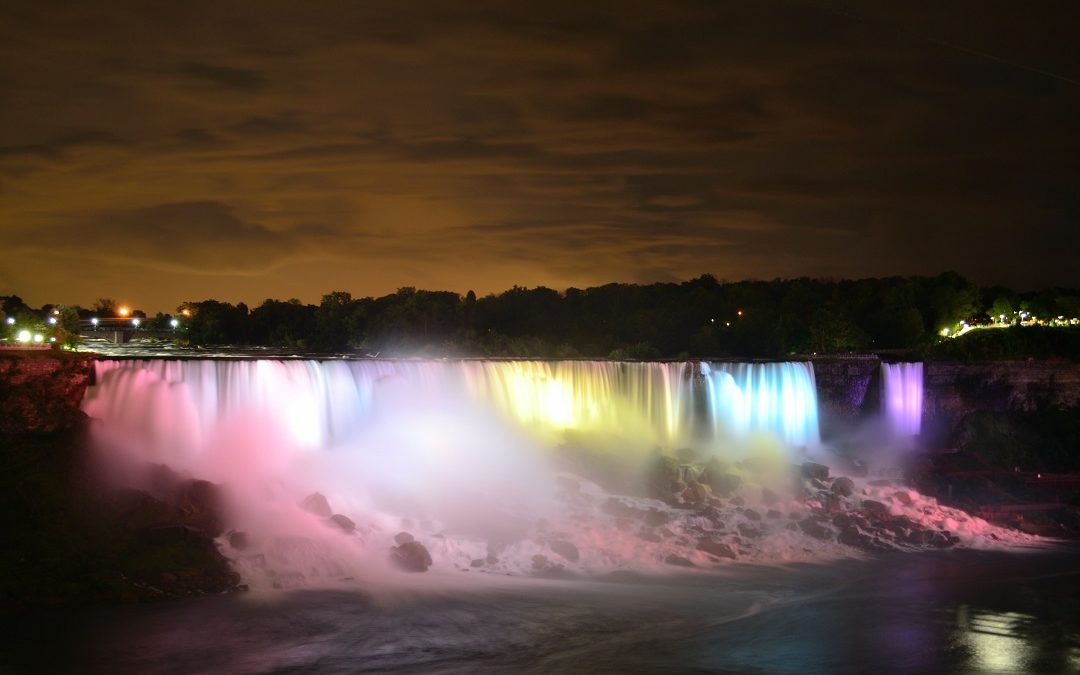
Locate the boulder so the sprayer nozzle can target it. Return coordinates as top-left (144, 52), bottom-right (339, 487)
top-left (697, 538), bottom-right (737, 559)
top-left (174, 479), bottom-right (226, 536)
top-left (300, 492), bottom-right (333, 518)
top-left (644, 509), bottom-right (670, 527)
top-left (391, 541), bottom-right (433, 572)
top-left (637, 528), bottom-right (663, 543)
top-left (227, 531), bottom-right (248, 550)
top-left (742, 509), bottom-right (762, 522)
top-left (861, 500), bottom-right (890, 519)
top-left (394, 531), bottom-right (415, 545)
top-left (798, 517), bottom-right (832, 540)
top-left (892, 490), bottom-right (914, 506)
top-left (737, 523), bottom-right (762, 538)
top-left (686, 480), bottom-right (712, 503)
top-left (664, 554), bottom-right (695, 568)
top-left (761, 488), bottom-right (780, 506)
top-left (706, 473), bottom-right (744, 497)
top-left (329, 514), bottom-right (356, 534)
top-left (801, 462), bottom-right (830, 481)
top-left (601, 498), bottom-right (643, 519)
top-left (650, 455), bottom-right (681, 493)
top-left (831, 477), bottom-right (856, 497)
top-left (549, 539), bottom-right (580, 562)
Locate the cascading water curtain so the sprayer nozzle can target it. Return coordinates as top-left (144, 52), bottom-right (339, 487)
top-left (699, 362), bottom-right (820, 448)
top-left (84, 359), bottom-right (823, 456)
top-left (881, 362), bottom-right (924, 437)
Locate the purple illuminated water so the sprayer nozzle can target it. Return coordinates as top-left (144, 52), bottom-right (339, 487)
top-left (881, 362), bottom-right (924, 437)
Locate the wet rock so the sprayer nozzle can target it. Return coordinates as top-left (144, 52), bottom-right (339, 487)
top-left (801, 462), bottom-right (830, 481)
top-left (700, 506), bottom-right (725, 527)
top-left (141, 524), bottom-right (211, 549)
top-left (391, 541), bottom-right (433, 572)
top-left (838, 526), bottom-right (892, 552)
top-left (637, 528), bottom-right (663, 543)
top-left (892, 490), bottom-right (914, 506)
top-left (743, 509), bottom-right (762, 522)
top-left (664, 554), bottom-right (695, 568)
top-left (697, 538), bottom-right (737, 559)
top-left (766, 509), bottom-right (782, 519)
top-left (644, 509), bottom-right (670, 527)
top-left (823, 493), bottom-right (844, 514)
top-left (810, 478), bottom-right (830, 491)
top-left (675, 447), bottom-right (704, 464)
top-left (227, 531), bottom-right (248, 550)
top-left (861, 500), bottom-right (890, 519)
top-left (707, 473), bottom-right (744, 497)
top-left (163, 479), bottom-right (227, 536)
top-left (650, 455), bottom-right (681, 494)
top-left (329, 514), bottom-right (356, 534)
top-left (798, 517), bottom-right (832, 540)
top-left (686, 480), bottom-right (712, 503)
top-left (831, 477), bottom-right (855, 497)
top-left (601, 498), bottom-right (642, 519)
top-left (394, 531), bottom-right (415, 545)
top-left (737, 523), bottom-right (762, 538)
top-left (761, 488), bottom-right (780, 506)
top-left (300, 492), bottom-right (333, 518)
top-left (927, 530), bottom-right (956, 548)
top-left (729, 495), bottom-right (745, 507)
top-left (549, 539), bottom-right (580, 562)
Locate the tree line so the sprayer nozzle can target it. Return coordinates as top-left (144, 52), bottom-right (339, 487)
top-left (172, 273), bottom-right (1079, 358)
top-left (3, 272), bottom-right (1078, 358)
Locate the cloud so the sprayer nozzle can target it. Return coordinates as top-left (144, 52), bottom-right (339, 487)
top-left (170, 62), bottom-right (268, 90)
top-left (13, 202), bottom-right (327, 273)
top-left (0, 0), bottom-right (1078, 309)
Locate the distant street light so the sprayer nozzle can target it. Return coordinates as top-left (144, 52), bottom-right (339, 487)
top-left (48, 316), bottom-right (58, 325)
top-left (16, 330), bottom-right (31, 343)
top-left (170, 318), bottom-right (180, 328)
top-left (131, 318), bottom-right (141, 327)
top-left (90, 317), bottom-right (99, 326)
top-left (4, 317), bottom-right (14, 325)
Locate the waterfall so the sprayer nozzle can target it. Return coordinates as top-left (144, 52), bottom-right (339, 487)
top-left (881, 362), bottom-right (924, 437)
top-left (82, 359), bottom-right (821, 456)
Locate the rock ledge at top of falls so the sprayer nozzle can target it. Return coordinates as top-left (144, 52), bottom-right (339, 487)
top-left (0, 351), bottom-right (94, 436)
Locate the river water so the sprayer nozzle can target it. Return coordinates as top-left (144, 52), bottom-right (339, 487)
top-left (6, 545), bottom-right (1079, 674)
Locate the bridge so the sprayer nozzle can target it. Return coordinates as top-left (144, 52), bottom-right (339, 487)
top-left (80, 317), bottom-right (186, 344)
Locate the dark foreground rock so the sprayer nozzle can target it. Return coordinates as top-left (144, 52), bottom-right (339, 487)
top-left (0, 423), bottom-right (242, 606)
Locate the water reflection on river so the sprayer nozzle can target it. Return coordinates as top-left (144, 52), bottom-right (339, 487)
top-left (5, 547), bottom-right (1079, 674)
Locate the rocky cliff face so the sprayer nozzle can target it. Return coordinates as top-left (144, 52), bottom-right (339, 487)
top-left (809, 356), bottom-right (880, 438)
top-left (922, 360), bottom-right (1080, 445)
top-left (0, 351), bottom-right (94, 435)
top-left (811, 355), bottom-right (1080, 447)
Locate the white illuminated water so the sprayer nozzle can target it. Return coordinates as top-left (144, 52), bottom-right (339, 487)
top-left (881, 362), bottom-right (924, 437)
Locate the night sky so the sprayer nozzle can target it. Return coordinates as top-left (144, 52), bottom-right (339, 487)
top-left (2, 1), bottom-right (1078, 311)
